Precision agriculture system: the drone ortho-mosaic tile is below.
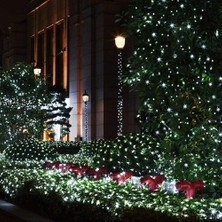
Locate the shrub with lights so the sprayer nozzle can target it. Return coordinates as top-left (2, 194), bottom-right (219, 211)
top-left (0, 62), bottom-right (49, 150)
top-left (1, 0), bottom-right (222, 220)
top-left (0, 165), bottom-right (221, 221)
top-left (122, 0), bottom-right (222, 158)
top-left (50, 140), bottom-right (81, 155)
top-left (76, 132), bottom-right (222, 188)
top-left (3, 138), bottom-right (57, 161)
top-left (50, 140), bottom-right (81, 150)
top-left (85, 133), bottom-right (164, 175)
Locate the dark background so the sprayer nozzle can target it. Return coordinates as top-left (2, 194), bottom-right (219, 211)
top-left (0, 0), bottom-right (29, 29)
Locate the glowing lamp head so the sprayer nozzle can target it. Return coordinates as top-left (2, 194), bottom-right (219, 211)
top-left (115, 35), bottom-right (126, 49)
top-left (82, 90), bottom-right (89, 103)
top-left (33, 67), bottom-right (41, 76)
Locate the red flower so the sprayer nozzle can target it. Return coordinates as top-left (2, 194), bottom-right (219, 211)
top-left (140, 177), bottom-right (156, 191)
top-left (70, 165), bottom-right (88, 176)
top-left (176, 180), bottom-right (204, 198)
top-left (140, 175), bottom-right (166, 191)
top-left (43, 161), bottom-right (61, 169)
top-left (109, 171), bottom-right (133, 183)
top-left (86, 167), bottom-right (107, 179)
top-left (58, 163), bottom-right (76, 173)
top-left (98, 167), bottom-right (108, 175)
top-left (153, 175), bottom-right (166, 184)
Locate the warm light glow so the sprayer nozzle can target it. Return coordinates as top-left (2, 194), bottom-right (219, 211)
top-left (115, 36), bottom-right (126, 49)
top-left (82, 90), bottom-right (89, 141)
top-left (82, 90), bottom-right (89, 103)
top-left (33, 67), bottom-right (41, 76)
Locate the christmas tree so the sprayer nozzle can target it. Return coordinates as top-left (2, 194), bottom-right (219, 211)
top-left (123, 0), bottom-right (222, 155)
top-left (0, 62), bottom-right (49, 150)
top-left (44, 85), bottom-right (72, 141)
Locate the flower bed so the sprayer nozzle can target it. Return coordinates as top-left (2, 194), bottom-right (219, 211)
top-left (0, 160), bottom-right (221, 221)
top-left (43, 161), bottom-right (206, 199)
top-left (0, 135), bottom-right (222, 221)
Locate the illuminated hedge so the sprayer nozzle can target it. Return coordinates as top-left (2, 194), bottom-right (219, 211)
top-left (81, 133), bottom-right (164, 175)
top-left (0, 167), bottom-right (221, 221)
top-left (3, 138), bottom-right (57, 161)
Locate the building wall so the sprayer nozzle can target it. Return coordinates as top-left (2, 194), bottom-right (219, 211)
top-left (3, 0), bottom-right (139, 141)
top-left (27, 0), bottom-right (69, 91)
top-left (2, 21), bottom-right (27, 69)
top-left (68, 0), bottom-right (139, 141)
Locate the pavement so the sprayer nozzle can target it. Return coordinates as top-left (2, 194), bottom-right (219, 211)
top-left (0, 199), bottom-right (53, 222)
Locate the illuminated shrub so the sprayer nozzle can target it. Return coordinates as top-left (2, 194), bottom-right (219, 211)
top-left (49, 141), bottom-right (81, 154)
top-left (86, 133), bottom-right (164, 175)
top-left (3, 138), bottom-right (57, 161)
top-left (171, 152), bottom-right (222, 188)
top-left (48, 141), bottom-right (91, 166)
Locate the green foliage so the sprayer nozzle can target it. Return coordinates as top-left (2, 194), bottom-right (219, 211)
top-left (0, 166), bottom-right (221, 221)
top-left (49, 140), bottom-right (81, 153)
top-left (123, 0), bottom-right (222, 155)
top-left (81, 133), bottom-right (164, 175)
top-left (3, 138), bottom-right (57, 161)
top-left (78, 133), bottom-right (222, 185)
top-left (0, 62), bottom-right (49, 150)
top-left (56, 153), bottom-right (93, 166)
top-left (16, 189), bottom-right (111, 222)
top-left (171, 152), bottom-right (222, 187)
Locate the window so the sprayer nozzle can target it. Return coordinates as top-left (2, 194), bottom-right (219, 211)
top-left (30, 36), bottom-right (34, 64)
top-left (46, 28), bottom-right (53, 88)
top-left (56, 22), bottom-right (64, 87)
top-left (37, 32), bottom-right (44, 69)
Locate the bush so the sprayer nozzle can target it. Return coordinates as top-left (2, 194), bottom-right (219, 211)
top-left (3, 138), bottom-right (57, 161)
top-left (49, 141), bottom-right (81, 154)
top-left (170, 152), bottom-right (222, 189)
top-left (83, 133), bottom-right (164, 175)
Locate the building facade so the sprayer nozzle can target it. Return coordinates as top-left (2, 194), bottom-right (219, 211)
top-left (2, 0), bottom-right (139, 141)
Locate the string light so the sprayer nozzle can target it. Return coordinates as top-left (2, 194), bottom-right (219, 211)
top-left (0, 63), bottom-right (48, 150)
top-left (117, 51), bottom-right (123, 136)
top-left (82, 91), bottom-right (89, 141)
top-left (115, 35), bottom-right (125, 136)
top-left (124, 0), bottom-right (222, 150)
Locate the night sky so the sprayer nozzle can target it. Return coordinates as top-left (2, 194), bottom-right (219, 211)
top-left (0, 0), bottom-right (29, 29)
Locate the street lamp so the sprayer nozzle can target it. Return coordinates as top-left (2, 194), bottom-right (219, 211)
top-left (115, 35), bottom-right (126, 49)
top-left (33, 63), bottom-right (41, 76)
top-left (115, 35), bottom-right (125, 136)
top-left (82, 90), bottom-right (89, 141)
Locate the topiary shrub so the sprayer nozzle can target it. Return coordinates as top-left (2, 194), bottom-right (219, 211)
top-left (3, 138), bottom-right (58, 161)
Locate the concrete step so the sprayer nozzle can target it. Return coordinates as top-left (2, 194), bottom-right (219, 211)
top-left (0, 199), bottom-right (54, 222)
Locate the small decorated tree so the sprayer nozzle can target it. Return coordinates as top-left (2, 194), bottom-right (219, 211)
top-left (44, 85), bottom-right (72, 141)
top-left (0, 62), bottom-right (49, 150)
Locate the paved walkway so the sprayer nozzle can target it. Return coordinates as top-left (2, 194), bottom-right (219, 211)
top-left (0, 199), bottom-right (54, 222)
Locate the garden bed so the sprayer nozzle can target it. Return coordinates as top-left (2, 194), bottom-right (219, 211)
top-left (0, 162), bottom-right (221, 222)
top-left (0, 135), bottom-right (222, 221)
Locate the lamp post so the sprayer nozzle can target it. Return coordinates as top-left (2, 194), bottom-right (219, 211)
top-left (33, 63), bottom-right (41, 76)
top-left (82, 90), bottom-right (89, 141)
top-left (115, 35), bottom-right (125, 136)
